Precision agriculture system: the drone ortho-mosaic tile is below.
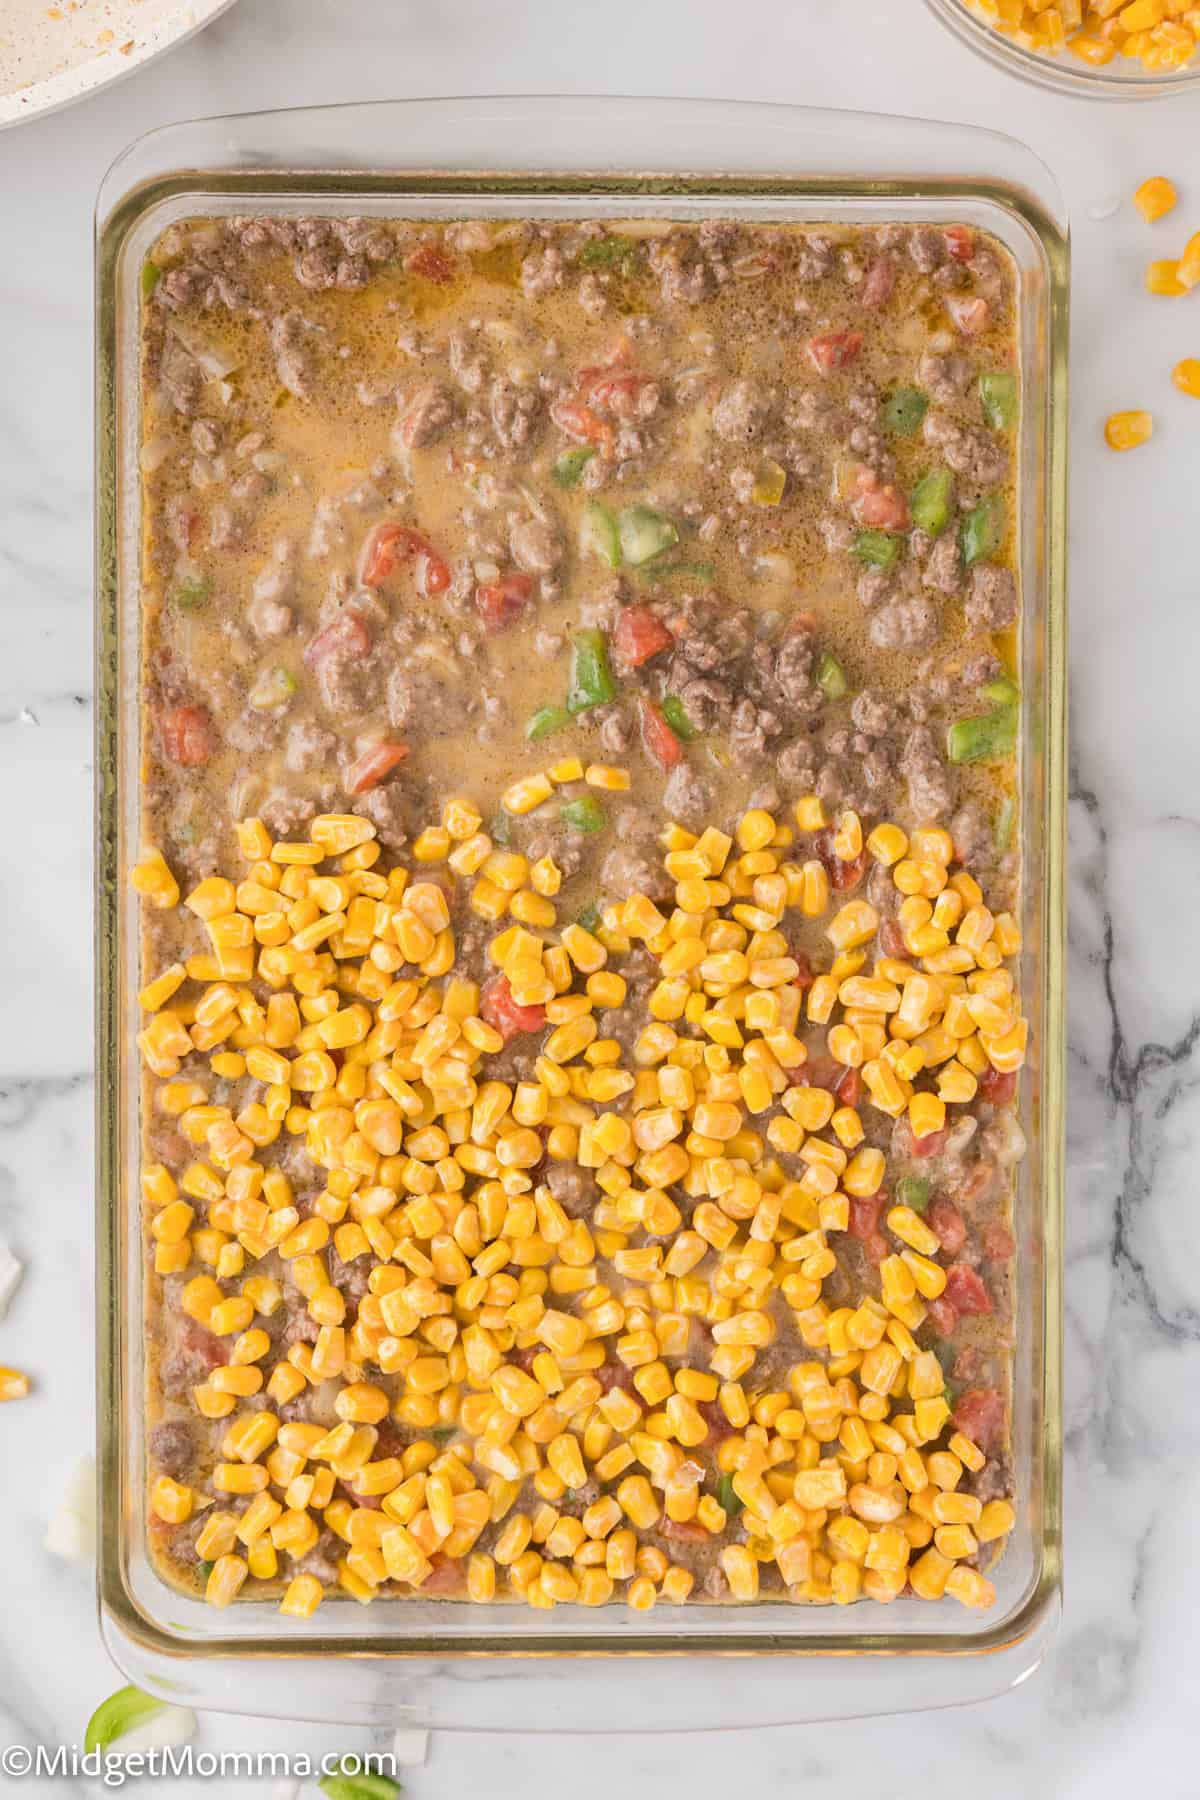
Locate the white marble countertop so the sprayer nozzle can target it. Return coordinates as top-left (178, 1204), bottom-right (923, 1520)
top-left (2, 0), bottom-right (1199, 1793)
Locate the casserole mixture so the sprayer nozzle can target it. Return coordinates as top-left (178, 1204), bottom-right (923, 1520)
top-left (133, 214), bottom-right (1027, 1616)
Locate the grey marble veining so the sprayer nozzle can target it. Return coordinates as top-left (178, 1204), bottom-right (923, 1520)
top-left (2, 1), bottom-right (1199, 1793)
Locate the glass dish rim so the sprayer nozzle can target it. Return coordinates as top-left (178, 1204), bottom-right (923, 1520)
top-left (923, 0), bottom-right (1200, 98)
top-left (94, 93), bottom-right (1068, 1677)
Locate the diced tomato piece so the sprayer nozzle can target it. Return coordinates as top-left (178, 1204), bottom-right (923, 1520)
top-left (596, 375), bottom-right (648, 417)
top-left (834, 1065), bottom-right (862, 1107)
top-left (614, 605), bottom-right (675, 668)
top-left (814, 828), bottom-right (866, 892)
top-left (304, 607), bottom-right (372, 667)
top-left (954, 1163), bottom-right (996, 1207)
top-left (475, 571), bottom-right (533, 631)
top-left (879, 918), bottom-right (910, 960)
top-left (861, 256), bottom-right (897, 309)
top-left (360, 522), bottom-right (451, 595)
top-left (638, 696), bottom-right (683, 771)
top-left (791, 950), bottom-right (815, 991)
top-left (404, 246), bottom-right (455, 285)
top-left (181, 1318), bottom-right (225, 1371)
top-left (981, 1219), bottom-right (1016, 1262)
top-left (551, 395), bottom-right (615, 449)
top-left (862, 1231), bottom-right (889, 1267)
top-left (597, 1359), bottom-right (639, 1396)
top-left (159, 703), bottom-right (215, 767)
top-left (911, 1125), bottom-right (949, 1159)
top-left (944, 225), bottom-right (976, 263)
top-left (418, 1552), bottom-right (465, 1594)
top-left (952, 1345), bottom-right (980, 1383)
top-left (926, 1296), bottom-right (959, 1339)
top-left (848, 1195), bottom-right (882, 1240)
top-left (979, 1066), bottom-right (1018, 1106)
top-left (808, 330), bottom-right (863, 374)
top-left (661, 1517), bottom-right (710, 1543)
top-left (479, 976), bottom-right (546, 1044)
top-left (695, 1399), bottom-right (737, 1445)
top-left (952, 1386), bottom-right (1005, 1452)
top-left (928, 1196), bottom-right (967, 1256)
top-left (344, 741), bottom-right (409, 796)
top-left (947, 295), bottom-right (990, 336)
top-left (341, 1479), bottom-right (383, 1511)
top-left (853, 466), bottom-right (912, 531)
top-left (943, 1264), bottom-right (993, 1316)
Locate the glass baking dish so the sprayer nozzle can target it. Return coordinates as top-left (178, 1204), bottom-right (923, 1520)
top-left (95, 95), bottom-right (1068, 1728)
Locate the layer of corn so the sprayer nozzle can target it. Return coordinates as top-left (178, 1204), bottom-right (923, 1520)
top-left (963, 0), bottom-right (1200, 72)
top-left (133, 792), bottom-right (1025, 1616)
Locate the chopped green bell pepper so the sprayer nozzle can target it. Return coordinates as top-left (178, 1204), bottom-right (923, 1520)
top-left (636, 559), bottom-right (715, 585)
top-left (526, 703), bottom-right (572, 742)
top-left (577, 903), bottom-right (602, 933)
top-left (995, 792), bottom-right (1017, 852)
top-left (566, 628), bottom-right (617, 714)
top-left (661, 694), bottom-right (700, 741)
top-left (960, 496), bottom-right (1006, 568)
top-left (910, 468), bottom-right (954, 537)
top-left (947, 706), bottom-right (1017, 765)
top-left (816, 651), bottom-right (849, 700)
top-left (85, 1687), bottom-right (171, 1755)
top-left (981, 674), bottom-right (1020, 708)
top-left (618, 504), bottom-right (679, 567)
top-left (852, 529), bottom-right (902, 571)
top-left (715, 1473), bottom-right (743, 1516)
top-left (579, 500), bottom-right (621, 569)
top-left (552, 446), bottom-right (596, 488)
top-left (319, 1759), bottom-right (402, 1800)
top-left (883, 385), bottom-right (929, 437)
top-left (895, 1175), bottom-right (931, 1215)
top-left (580, 235), bottom-right (641, 271)
top-left (979, 370), bottom-right (1018, 432)
top-left (561, 794), bottom-right (607, 835)
top-left (172, 575), bottom-right (210, 610)
top-left (141, 260), bottom-right (162, 298)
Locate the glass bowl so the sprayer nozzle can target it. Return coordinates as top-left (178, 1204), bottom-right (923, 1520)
top-left (924, 0), bottom-right (1200, 98)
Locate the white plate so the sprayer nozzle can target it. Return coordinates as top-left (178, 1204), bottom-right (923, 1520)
top-left (0, 0), bottom-right (239, 129)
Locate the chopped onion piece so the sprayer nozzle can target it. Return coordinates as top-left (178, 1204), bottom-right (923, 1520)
top-left (44, 1454), bottom-right (96, 1562)
top-left (139, 434), bottom-right (173, 475)
top-left (391, 1727), bottom-right (430, 1765)
top-left (0, 1241), bottom-right (22, 1318)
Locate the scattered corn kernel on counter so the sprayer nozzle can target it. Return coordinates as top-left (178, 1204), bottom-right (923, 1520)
top-left (134, 214), bottom-right (1026, 1616)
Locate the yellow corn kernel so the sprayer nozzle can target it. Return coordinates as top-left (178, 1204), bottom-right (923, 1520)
top-left (1172, 356), bottom-right (1200, 399)
top-left (1133, 174), bottom-right (1178, 223)
top-left (833, 809), bottom-right (863, 860)
top-left (799, 860), bottom-right (830, 918)
top-left (908, 1092), bottom-right (945, 1140)
top-left (279, 1572), bottom-right (324, 1618)
top-left (794, 795), bottom-right (827, 832)
top-left (827, 900), bottom-right (878, 952)
top-left (205, 1553), bottom-right (249, 1609)
top-left (866, 822), bottom-right (908, 867)
top-left (720, 1543), bottom-right (759, 1600)
top-left (584, 763), bottom-right (630, 793)
top-left (945, 1566), bottom-right (996, 1609)
top-left (502, 774), bottom-right (553, 816)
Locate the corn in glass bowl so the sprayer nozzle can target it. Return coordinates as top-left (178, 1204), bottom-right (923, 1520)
top-left (924, 0), bottom-right (1200, 97)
